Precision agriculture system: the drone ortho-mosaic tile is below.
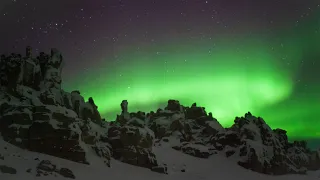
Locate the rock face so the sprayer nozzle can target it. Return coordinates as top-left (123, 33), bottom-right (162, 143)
top-left (0, 47), bottom-right (319, 176)
top-left (0, 48), bottom-right (104, 164)
top-left (148, 100), bottom-right (224, 158)
top-left (108, 101), bottom-right (166, 173)
top-left (28, 109), bottom-right (87, 164)
top-left (209, 112), bottom-right (317, 175)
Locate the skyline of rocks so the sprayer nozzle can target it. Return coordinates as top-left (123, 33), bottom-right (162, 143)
top-left (0, 47), bottom-right (319, 177)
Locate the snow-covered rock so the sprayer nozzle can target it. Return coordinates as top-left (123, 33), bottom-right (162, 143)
top-left (210, 112), bottom-right (318, 175)
top-left (0, 47), bottom-right (319, 179)
top-left (107, 101), bottom-right (164, 173)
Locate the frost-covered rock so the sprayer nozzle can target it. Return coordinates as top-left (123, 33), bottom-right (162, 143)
top-left (0, 48), bottom-right (104, 165)
top-left (287, 141), bottom-right (310, 170)
top-left (108, 123), bottom-right (158, 169)
top-left (93, 141), bottom-right (112, 167)
top-left (148, 100), bottom-right (224, 160)
top-left (152, 100), bottom-right (223, 141)
top-left (28, 121), bottom-right (87, 164)
top-left (108, 101), bottom-right (163, 172)
top-left (0, 47), bottom-right (320, 178)
top-left (211, 112), bottom-right (316, 175)
top-left (149, 110), bottom-right (187, 139)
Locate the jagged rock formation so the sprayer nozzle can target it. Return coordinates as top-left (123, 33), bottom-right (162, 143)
top-left (147, 100), bottom-right (224, 158)
top-left (209, 112), bottom-right (311, 174)
top-left (108, 101), bottom-right (167, 173)
top-left (0, 47), bottom-right (319, 176)
top-left (0, 47), bottom-right (105, 165)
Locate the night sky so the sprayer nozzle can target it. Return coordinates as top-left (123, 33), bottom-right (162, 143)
top-left (0, 0), bottom-right (320, 141)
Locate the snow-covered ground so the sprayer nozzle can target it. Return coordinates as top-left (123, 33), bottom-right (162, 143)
top-left (0, 138), bottom-right (319, 180)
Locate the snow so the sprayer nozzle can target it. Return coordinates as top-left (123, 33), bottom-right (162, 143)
top-left (70, 92), bottom-right (85, 115)
top-left (128, 117), bottom-right (145, 126)
top-left (86, 121), bottom-right (105, 136)
top-left (144, 126), bottom-right (156, 139)
top-left (154, 116), bottom-right (171, 125)
top-left (242, 122), bottom-right (263, 141)
top-left (162, 110), bottom-right (173, 114)
top-left (49, 119), bottom-right (61, 129)
top-left (172, 113), bottom-right (184, 121)
top-left (8, 124), bottom-right (30, 129)
top-left (0, 136), bottom-right (319, 180)
top-left (47, 105), bottom-right (78, 118)
top-left (122, 125), bottom-right (155, 140)
top-left (70, 92), bottom-right (83, 103)
top-left (245, 139), bottom-right (274, 163)
top-left (15, 85), bottom-right (42, 106)
top-left (83, 102), bottom-right (94, 112)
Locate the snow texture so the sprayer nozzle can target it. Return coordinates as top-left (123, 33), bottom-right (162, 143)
top-left (0, 137), bottom-right (319, 180)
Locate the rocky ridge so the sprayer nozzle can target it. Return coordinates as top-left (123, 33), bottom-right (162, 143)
top-left (0, 47), bottom-right (319, 178)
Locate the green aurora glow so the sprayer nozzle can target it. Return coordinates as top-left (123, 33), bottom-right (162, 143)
top-left (64, 10), bottom-right (320, 139)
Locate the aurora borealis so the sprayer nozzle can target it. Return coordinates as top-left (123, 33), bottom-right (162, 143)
top-left (0, 0), bottom-right (319, 140)
top-left (72, 37), bottom-right (295, 125)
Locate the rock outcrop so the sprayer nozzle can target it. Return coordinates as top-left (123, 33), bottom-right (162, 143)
top-left (108, 101), bottom-right (167, 173)
top-left (0, 47), bottom-right (319, 176)
top-left (209, 112), bottom-right (317, 175)
top-left (0, 48), bottom-right (104, 164)
top-left (148, 100), bottom-right (224, 158)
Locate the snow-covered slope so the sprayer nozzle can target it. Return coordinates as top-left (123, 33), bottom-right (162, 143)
top-left (1, 137), bottom-right (319, 180)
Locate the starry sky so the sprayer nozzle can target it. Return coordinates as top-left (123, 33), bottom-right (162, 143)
top-left (0, 0), bottom-right (320, 142)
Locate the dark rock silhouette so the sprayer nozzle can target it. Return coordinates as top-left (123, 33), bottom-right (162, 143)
top-left (0, 47), bottom-right (319, 176)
